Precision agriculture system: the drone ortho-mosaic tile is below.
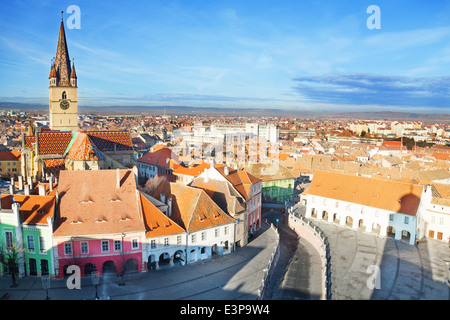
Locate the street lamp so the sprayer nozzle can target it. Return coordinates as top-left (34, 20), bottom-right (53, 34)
top-left (41, 275), bottom-right (50, 300)
top-left (91, 271), bottom-right (100, 300)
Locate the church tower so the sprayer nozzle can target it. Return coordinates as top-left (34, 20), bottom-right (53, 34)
top-left (49, 13), bottom-right (78, 131)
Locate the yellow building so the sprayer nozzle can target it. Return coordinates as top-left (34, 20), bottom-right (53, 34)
top-left (0, 151), bottom-right (21, 178)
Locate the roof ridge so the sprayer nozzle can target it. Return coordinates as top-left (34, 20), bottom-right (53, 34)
top-left (188, 187), bottom-right (203, 232)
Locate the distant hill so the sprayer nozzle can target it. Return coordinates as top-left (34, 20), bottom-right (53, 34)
top-left (0, 101), bottom-right (448, 122)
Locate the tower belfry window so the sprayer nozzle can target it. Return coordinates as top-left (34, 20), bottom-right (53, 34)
top-left (62, 91), bottom-right (67, 99)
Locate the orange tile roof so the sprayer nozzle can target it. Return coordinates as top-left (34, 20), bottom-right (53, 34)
top-left (173, 161), bottom-right (210, 177)
top-left (215, 165), bottom-right (261, 201)
top-left (153, 181), bottom-right (235, 233)
top-left (66, 132), bottom-right (103, 161)
top-left (305, 170), bottom-right (423, 216)
top-left (139, 192), bottom-right (185, 238)
top-left (384, 141), bottom-right (402, 146)
top-left (432, 183), bottom-right (450, 199)
top-left (432, 152), bottom-right (450, 161)
top-left (54, 169), bottom-right (146, 237)
top-left (32, 182), bottom-right (58, 196)
top-left (38, 131), bottom-right (73, 155)
top-left (86, 130), bottom-right (133, 151)
top-left (0, 194), bottom-right (55, 225)
top-left (43, 159), bottom-right (66, 178)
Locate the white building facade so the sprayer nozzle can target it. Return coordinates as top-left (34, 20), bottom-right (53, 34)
top-left (302, 171), bottom-right (427, 245)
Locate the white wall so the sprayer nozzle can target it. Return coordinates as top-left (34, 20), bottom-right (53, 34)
top-left (305, 194), bottom-right (418, 245)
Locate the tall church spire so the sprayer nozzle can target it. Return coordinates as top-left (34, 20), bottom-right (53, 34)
top-left (49, 11), bottom-right (78, 132)
top-left (53, 11), bottom-right (72, 87)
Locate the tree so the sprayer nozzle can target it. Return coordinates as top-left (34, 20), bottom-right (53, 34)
top-left (402, 137), bottom-right (415, 150)
top-left (0, 244), bottom-right (22, 288)
top-left (144, 175), bottom-right (167, 195)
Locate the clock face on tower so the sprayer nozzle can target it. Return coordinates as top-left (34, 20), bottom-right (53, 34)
top-left (60, 99), bottom-right (70, 110)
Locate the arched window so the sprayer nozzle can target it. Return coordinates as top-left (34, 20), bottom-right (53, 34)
top-left (62, 91), bottom-right (67, 99)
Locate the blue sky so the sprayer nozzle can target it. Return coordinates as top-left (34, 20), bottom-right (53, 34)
top-left (0, 0), bottom-right (449, 113)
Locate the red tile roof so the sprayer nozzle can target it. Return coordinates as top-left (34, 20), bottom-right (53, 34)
top-left (54, 169), bottom-right (146, 237)
top-left (0, 151), bottom-right (21, 161)
top-left (137, 145), bottom-right (180, 169)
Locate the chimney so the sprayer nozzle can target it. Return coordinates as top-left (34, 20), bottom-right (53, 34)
top-left (24, 184), bottom-right (30, 195)
top-left (10, 177), bottom-right (14, 191)
top-left (49, 176), bottom-right (53, 192)
top-left (39, 184), bottom-right (46, 196)
top-left (160, 192), bottom-right (165, 204)
top-left (9, 185), bottom-right (14, 195)
top-left (27, 176), bottom-right (33, 190)
top-left (18, 176), bottom-right (23, 191)
top-left (167, 197), bottom-right (172, 217)
top-left (46, 216), bottom-right (53, 232)
top-left (12, 201), bottom-right (21, 225)
top-left (224, 166), bottom-right (229, 176)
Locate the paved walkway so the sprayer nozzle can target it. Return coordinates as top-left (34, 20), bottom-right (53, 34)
top-left (309, 218), bottom-right (449, 300)
top-left (262, 209), bottom-right (323, 300)
top-left (0, 222), bottom-right (278, 300)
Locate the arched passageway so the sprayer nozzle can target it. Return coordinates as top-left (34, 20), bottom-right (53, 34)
top-left (124, 258), bottom-right (139, 273)
top-left (102, 260), bottom-right (117, 275)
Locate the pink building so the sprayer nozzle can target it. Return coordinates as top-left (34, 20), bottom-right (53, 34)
top-left (215, 165), bottom-right (262, 235)
top-left (53, 169), bottom-right (147, 278)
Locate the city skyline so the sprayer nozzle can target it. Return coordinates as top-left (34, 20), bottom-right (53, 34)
top-left (0, 1), bottom-right (449, 113)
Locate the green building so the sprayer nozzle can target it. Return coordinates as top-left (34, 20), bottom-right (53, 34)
top-left (0, 194), bottom-right (56, 277)
top-left (243, 163), bottom-right (296, 204)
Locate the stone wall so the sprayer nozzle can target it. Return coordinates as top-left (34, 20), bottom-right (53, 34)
top-left (286, 205), bottom-right (332, 300)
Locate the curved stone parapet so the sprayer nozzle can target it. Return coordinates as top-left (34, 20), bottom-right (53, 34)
top-left (286, 203), bottom-right (332, 300)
